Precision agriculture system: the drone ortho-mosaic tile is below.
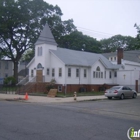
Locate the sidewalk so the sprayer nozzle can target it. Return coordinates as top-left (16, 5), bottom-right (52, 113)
top-left (0, 93), bottom-right (139, 104)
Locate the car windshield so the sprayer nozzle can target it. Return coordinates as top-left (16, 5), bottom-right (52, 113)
top-left (110, 86), bottom-right (121, 90)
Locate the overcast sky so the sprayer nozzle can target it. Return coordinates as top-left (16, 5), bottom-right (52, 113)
top-left (44, 0), bottom-right (140, 40)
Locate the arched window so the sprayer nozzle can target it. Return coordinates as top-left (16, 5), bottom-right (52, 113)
top-left (96, 66), bottom-right (100, 71)
top-left (37, 63), bottom-right (43, 69)
top-left (93, 66), bottom-right (103, 79)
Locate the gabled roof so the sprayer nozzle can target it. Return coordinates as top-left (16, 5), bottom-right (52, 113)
top-left (26, 57), bottom-right (35, 68)
top-left (103, 50), bottom-right (140, 63)
top-left (50, 48), bottom-right (120, 69)
top-left (18, 69), bottom-right (28, 77)
top-left (35, 23), bottom-right (57, 46)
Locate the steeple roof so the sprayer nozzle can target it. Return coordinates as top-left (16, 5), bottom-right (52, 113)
top-left (35, 23), bottom-right (57, 46)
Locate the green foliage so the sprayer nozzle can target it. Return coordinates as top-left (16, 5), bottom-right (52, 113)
top-left (134, 24), bottom-right (140, 49)
top-left (4, 76), bottom-right (16, 85)
top-left (0, 51), bottom-right (5, 59)
top-left (0, 0), bottom-right (76, 82)
top-left (58, 31), bottom-right (102, 53)
top-left (21, 49), bottom-right (34, 62)
top-left (56, 91), bottom-right (104, 97)
top-left (100, 35), bottom-right (137, 52)
top-left (46, 79), bottom-right (56, 91)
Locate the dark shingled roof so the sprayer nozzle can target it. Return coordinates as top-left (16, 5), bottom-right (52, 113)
top-left (102, 50), bottom-right (140, 63)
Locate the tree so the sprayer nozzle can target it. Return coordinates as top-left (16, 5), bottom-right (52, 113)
top-left (134, 24), bottom-right (140, 49)
top-left (58, 31), bottom-right (102, 53)
top-left (0, 0), bottom-right (76, 83)
top-left (0, 51), bottom-right (5, 59)
top-left (100, 35), bottom-right (137, 52)
top-left (20, 49), bottom-right (34, 62)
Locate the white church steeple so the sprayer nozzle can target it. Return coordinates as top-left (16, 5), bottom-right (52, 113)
top-left (35, 22), bottom-right (57, 46)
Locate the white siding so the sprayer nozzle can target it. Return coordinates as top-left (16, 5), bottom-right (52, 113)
top-left (34, 43), bottom-right (57, 73)
top-left (65, 66), bottom-right (90, 84)
top-left (91, 60), bottom-right (106, 84)
top-left (49, 53), bottom-right (65, 84)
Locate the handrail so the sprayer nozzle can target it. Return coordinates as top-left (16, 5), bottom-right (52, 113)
top-left (25, 76), bottom-right (36, 85)
top-left (17, 75), bottom-right (29, 85)
top-left (17, 75), bottom-right (45, 85)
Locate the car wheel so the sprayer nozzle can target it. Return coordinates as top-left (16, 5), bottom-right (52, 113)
top-left (120, 94), bottom-right (124, 100)
top-left (132, 93), bottom-right (137, 98)
top-left (108, 97), bottom-right (112, 99)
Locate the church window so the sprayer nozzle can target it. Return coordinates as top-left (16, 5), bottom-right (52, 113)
top-left (31, 69), bottom-right (34, 77)
top-left (109, 71), bottom-right (112, 79)
top-left (68, 68), bottom-right (71, 77)
top-left (47, 68), bottom-right (49, 75)
top-left (114, 71), bottom-right (117, 77)
top-left (84, 69), bottom-right (87, 78)
top-left (59, 68), bottom-right (62, 77)
top-left (52, 68), bottom-right (55, 77)
top-left (93, 66), bottom-right (103, 79)
top-left (37, 63), bottom-right (43, 69)
top-left (76, 68), bottom-right (79, 77)
top-left (38, 46), bottom-right (42, 56)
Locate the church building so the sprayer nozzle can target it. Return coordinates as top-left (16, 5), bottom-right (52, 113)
top-left (26, 23), bottom-right (140, 93)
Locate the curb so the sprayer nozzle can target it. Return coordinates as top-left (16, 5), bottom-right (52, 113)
top-left (78, 98), bottom-right (107, 102)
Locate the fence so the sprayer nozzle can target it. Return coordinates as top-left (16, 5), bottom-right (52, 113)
top-left (0, 84), bottom-right (20, 94)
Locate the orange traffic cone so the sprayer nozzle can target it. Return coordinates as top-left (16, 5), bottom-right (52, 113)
top-left (25, 92), bottom-right (28, 100)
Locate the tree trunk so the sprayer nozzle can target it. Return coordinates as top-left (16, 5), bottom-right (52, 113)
top-left (13, 61), bottom-right (18, 84)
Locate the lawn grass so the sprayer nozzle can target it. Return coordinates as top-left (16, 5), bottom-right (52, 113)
top-left (24, 91), bottom-right (104, 97)
top-left (56, 91), bottom-right (104, 97)
top-left (28, 93), bottom-right (47, 96)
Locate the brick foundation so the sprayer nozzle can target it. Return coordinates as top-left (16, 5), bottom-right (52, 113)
top-left (62, 84), bottom-right (118, 93)
top-left (18, 82), bottom-right (118, 94)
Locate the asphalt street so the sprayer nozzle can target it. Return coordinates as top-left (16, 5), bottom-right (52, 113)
top-left (0, 97), bottom-right (140, 140)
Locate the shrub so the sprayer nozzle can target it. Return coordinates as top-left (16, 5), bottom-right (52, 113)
top-left (4, 76), bottom-right (16, 85)
top-left (46, 79), bottom-right (56, 91)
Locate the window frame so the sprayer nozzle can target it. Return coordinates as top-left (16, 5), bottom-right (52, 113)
top-left (101, 72), bottom-right (103, 78)
top-left (84, 69), bottom-right (87, 78)
top-left (38, 46), bottom-right (42, 56)
top-left (93, 71), bottom-right (96, 78)
top-left (109, 71), bottom-right (112, 79)
top-left (58, 85), bottom-right (62, 92)
top-left (114, 71), bottom-right (117, 77)
top-left (47, 68), bottom-right (49, 75)
top-left (5, 61), bottom-right (8, 69)
top-left (5, 73), bottom-right (8, 78)
top-left (52, 68), bottom-right (55, 77)
top-left (68, 68), bottom-right (71, 77)
top-left (76, 68), bottom-right (79, 77)
top-left (31, 69), bottom-right (34, 77)
top-left (59, 68), bottom-right (62, 77)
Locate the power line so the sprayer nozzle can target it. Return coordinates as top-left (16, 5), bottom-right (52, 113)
top-left (77, 26), bottom-right (115, 39)
top-left (77, 26), bottom-right (115, 36)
